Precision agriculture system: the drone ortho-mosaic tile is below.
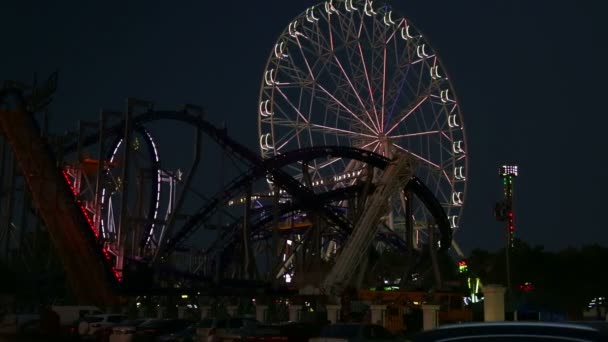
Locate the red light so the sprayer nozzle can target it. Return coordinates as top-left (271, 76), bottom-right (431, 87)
top-left (519, 282), bottom-right (534, 291)
top-left (63, 169), bottom-right (120, 281)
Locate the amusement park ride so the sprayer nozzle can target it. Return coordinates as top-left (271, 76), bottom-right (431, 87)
top-left (0, 0), bottom-right (471, 326)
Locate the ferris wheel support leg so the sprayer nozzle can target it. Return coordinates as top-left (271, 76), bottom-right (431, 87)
top-left (242, 185), bottom-right (253, 279)
top-left (428, 222), bottom-right (442, 290)
top-left (271, 189), bottom-right (281, 282)
top-left (399, 190), bottom-right (415, 288)
top-left (451, 240), bottom-right (465, 259)
top-left (116, 102), bottom-right (133, 275)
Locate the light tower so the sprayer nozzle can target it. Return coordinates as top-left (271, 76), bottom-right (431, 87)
top-left (498, 165), bottom-right (518, 247)
top-left (496, 165), bottom-right (518, 292)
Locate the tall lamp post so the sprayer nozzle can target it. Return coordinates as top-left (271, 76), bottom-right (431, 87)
top-left (495, 165), bottom-right (518, 294)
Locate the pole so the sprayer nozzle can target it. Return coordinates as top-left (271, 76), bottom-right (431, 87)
top-left (498, 165), bottom-right (518, 316)
top-left (117, 100), bottom-right (133, 274)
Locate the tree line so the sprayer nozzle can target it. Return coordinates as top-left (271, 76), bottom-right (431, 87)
top-left (466, 239), bottom-right (608, 318)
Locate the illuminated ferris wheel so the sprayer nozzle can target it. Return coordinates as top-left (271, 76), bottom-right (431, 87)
top-left (258, 0), bottom-right (467, 245)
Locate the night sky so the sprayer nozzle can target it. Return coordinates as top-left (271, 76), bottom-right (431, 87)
top-left (1, 1), bottom-right (599, 254)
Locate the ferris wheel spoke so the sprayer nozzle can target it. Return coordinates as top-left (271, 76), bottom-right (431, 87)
top-left (303, 16), bottom-right (382, 135)
top-left (363, 13), bottom-right (387, 104)
top-left (272, 99), bottom-right (303, 125)
top-left (370, 140), bottom-right (381, 153)
top-left (292, 37), bottom-right (364, 128)
top-left (332, 55), bottom-right (379, 132)
top-left (389, 130), bottom-right (441, 139)
top-left (309, 123), bottom-right (376, 138)
top-left (354, 16), bottom-right (380, 121)
top-left (359, 139), bottom-right (380, 150)
top-left (422, 101), bottom-right (446, 133)
top-left (273, 128), bottom-right (304, 152)
top-left (386, 18), bottom-right (405, 45)
top-left (316, 156), bottom-right (344, 171)
top-left (275, 87), bottom-right (310, 124)
top-left (441, 168), bottom-right (454, 187)
top-left (279, 57), bottom-right (315, 85)
top-left (316, 83), bottom-right (377, 133)
top-left (356, 42), bottom-right (381, 131)
top-left (291, 36), bottom-right (320, 81)
top-left (384, 45), bottom-right (414, 127)
top-left (334, 7), bottom-right (359, 46)
top-left (440, 131), bottom-right (453, 142)
top-left (392, 142), bottom-right (440, 169)
top-left (299, 16), bottom-right (330, 57)
top-left (385, 95), bottom-right (429, 135)
top-left (435, 171), bottom-right (454, 207)
top-left (381, 43), bottom-right (388, 130)
top-left (326, 13), bottom-right (336, 51)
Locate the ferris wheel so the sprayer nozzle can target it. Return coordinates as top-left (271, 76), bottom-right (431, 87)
top-left (258, 0), bottom-right (467, 246)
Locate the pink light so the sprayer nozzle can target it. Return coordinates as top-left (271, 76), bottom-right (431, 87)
top-left (442, 169), bottom-right (453, 187)
top-left (385, 96), bottom-right (428, 135)
top-left (385, 19), bottom-right (404, 44)
top-left (317, 84), bottom-right (378, 133)
top-left (360, 139), bottom-right (379, 150)
top-left (332, 55), bottom-right (379, 133)
top-left (275, 87), bottom-right (310, 124)
top-left (357, 42), bottom-right (381, 130)
top-left (328, 12), bottom-right (334, 52)
top-left (449, 103), bottom-right (459, 114)
top-left (274, 129), bottom-right (301, 151)
top-left (295, 36), bottom-right (316, 81)
top-left (63, 169), bottom-right (122, 282)
top-left (441, 131), bottom-right (452, 141)
top-left (309, 124), bottom-right (377, 139)
top-left (390, 130), bottom-right (440, 139)
top-left (381, 45), bottom-right (387, 131)
top-left (357, 11), bottom-right (364, 38)
top-left (294, 35), bottom-right (377, 134)
top-left (392, 144), bottom-right (440, 169)
top-left (371, 141), bottom-right (381, 153)
top-left (316, 157), bottom-right (342, 170)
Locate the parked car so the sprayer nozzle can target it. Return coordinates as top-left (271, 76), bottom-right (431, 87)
top-left (309, 323), bottom-right (397, 342)
top-left (131, 319), bottom-right (193, 341)
top-left (276, 321), bottom-right (328, 342)
top-left (77, 313), bottom-right (128, 337)
top-left (408, 321), bottom-right (608, 341)
top-left (195, 316), bottom-right (259, 339)
top-left (0, 313), bottom-right (40, 334)
top-left (157, 324), bottom-right (197, 342)
top-left (108, 318), bottom-right (155, 342)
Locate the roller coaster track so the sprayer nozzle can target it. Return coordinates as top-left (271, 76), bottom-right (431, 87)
top-left (0, 89), bottom-right (120, 305)
top-left (62, 109), bottom-right (355, 261)
top-left (0, 92), bottom-right (453, 301)
top-left (70, 108), bottom-right (452, 261)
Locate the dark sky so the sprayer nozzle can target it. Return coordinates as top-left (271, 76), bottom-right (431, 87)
top-left (1, 0), bottom-right (600, 254)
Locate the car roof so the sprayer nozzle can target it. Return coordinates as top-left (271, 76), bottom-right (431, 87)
top-left (411, 321), bottom-right (608, 341)
top-left (437, 322), bottom-right (600, 332)
top-left (84, 314), bottom-right (126, 318)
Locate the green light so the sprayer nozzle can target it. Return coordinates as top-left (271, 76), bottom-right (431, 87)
top-left (458, 261), bottom-right (468, 273)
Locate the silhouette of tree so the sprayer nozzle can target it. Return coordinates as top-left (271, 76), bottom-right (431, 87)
top-left (467, 240), bottom-right (608, 317)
